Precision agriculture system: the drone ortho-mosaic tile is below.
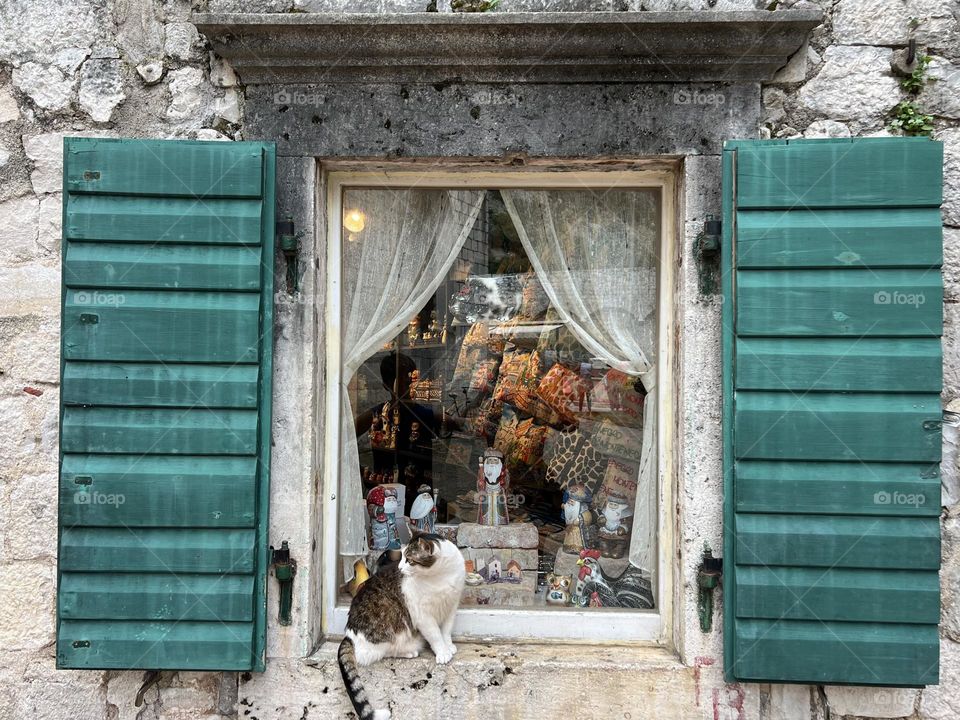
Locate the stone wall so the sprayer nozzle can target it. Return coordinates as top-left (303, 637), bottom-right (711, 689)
top-left (0, 0), bottom-right (958, 719)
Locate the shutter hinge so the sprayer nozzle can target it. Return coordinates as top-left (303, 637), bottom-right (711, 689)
top-left (694, 215), bottom-right (722, 296)
top-left (271, 541), bottom-right (297, 626)
top-left (697, 547), bottom-right (722, 633)
top-left (276, 219), bottom-right (300, 295)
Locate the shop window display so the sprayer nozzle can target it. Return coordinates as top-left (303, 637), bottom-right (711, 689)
top-left (339, 187), bottom-right (660, 612)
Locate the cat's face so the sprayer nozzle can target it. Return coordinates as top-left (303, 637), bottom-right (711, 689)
top-left (398, 534), bottom-right (441, 575)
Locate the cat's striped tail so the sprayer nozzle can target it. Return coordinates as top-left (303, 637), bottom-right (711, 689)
top-left (337, 636), bottom-right (391, 720)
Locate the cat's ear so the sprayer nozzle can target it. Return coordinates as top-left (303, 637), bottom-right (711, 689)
top-left (416, 535), bottom-right (436, 554)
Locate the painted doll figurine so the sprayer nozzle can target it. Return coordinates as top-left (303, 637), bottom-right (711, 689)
top-left (410, 484), bottom-right (438, 533)
top-left (476, 447), bottom-right (510, 526)
top-left (366, 486), bottom-right (401, 551)
top-left (596, 492), bottom-right (632, 559)
top-left (561, 482), bottom-right (594, 554)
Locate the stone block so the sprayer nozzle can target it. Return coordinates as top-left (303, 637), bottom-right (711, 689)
top-left (798, 46), bottom-right (899, 121)
top-left (165, 22), bottom-right (203, 62)
top-left (834, 0), bottom-right (957, 46)
top-left (167, 67), bottom-right (208, 124)
top-left (0, 561), bottom-right (56, 650)
top-left (456, 522), bottom-right (539, 549)
top-left (825, 685), bottom-right (918, 718)
top-left (0, 86), bottom-right (19, 123)
top-left (13, 63), bottom-right (73, 112)
top-left (79, 57), bottom-right (126, 123)
top-left (0, 265), bottom-right (61, 318)
top-left (0, 195), bottom-right (40, 264)
top-left (6, 473), bottom-right (57, 560)
top-left (942, 127), bottom-right (960, 227)
top-left (922, 57), bottom-right (960, 120)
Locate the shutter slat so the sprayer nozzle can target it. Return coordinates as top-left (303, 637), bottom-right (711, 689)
top-left (64, 140), bottom-right (264, 197)
top-left (63, 289), bottom-right (261, 363)
top-left (60, 455), bottom-right (256, 528)
top-left (735, 392), bottom-right (942, 462)
top-left (57, 138), bottom-right (275, 671)
top-left (57, 621), bottom-right (256, 670)
top-left (737, 567), bottom-right (940, 624)
top-left (737, 208), bottom-right (943, 268)
top-left (65, 243), bottom-right (262, 291)
top-left (733, 620), bottom-right (939, 686)
top-left (735, 514), bottom-right (940, 569)
top-left (63, 362), bottom-right (259, 408)
top-left (736, 460), bottom-right (940, 516)
top-left (723, 138), bottom-right (943, 686)
top-left (737, 268), bottom-right (942, 337)
top-left (60, 528), bottom-right (255, 573)
top-left (61, 407), bottom-right (258, 454)
top-left (736, 140), bottom-right (943, 209)
top-left (736, 338), bottom-right (942, 392)
top-left (66, 195), bottom-right (263, 244)
top-left (60, 573), bottom-right (255, 621)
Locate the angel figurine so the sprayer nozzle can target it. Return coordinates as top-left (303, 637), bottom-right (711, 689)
top-left (476, 447), bottom-right (510, 526)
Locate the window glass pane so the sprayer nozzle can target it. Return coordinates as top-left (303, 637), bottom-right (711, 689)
top-left (340, 187), bottom-right (660, 613)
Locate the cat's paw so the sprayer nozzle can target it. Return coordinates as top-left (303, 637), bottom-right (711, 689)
top-left (402, 650), bottom-right (420, 658)
top-left (434, 647), bottom-right (454, 665)
top-left (447, 642), bottom-right (458, 656)
top-left (373, 709), bottom-right (392, 720)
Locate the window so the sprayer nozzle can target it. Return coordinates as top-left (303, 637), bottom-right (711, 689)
top-left (323, 169), bottom-right (675, 641)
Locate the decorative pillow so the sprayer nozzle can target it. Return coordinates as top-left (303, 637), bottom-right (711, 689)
top-left (510, 418), bottom-right (549, 466)
top-left (492, 348), bottom-right (532, 405)
top-left (536, 363), bottom-right (579, 423)
top-left (542, 426), bottom-right (605, 490)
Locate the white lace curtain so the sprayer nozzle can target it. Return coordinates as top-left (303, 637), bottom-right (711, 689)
top-left (501, 189), bottom-right (661, 572)
top-left (338, 188), bottom-right (485, 557)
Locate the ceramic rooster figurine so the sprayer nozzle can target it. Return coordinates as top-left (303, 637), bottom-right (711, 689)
top-left (572, 549), bottom-right (654, 609)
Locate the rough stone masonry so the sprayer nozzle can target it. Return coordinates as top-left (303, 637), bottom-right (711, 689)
top-left (0, 0), bottom-right (958, 718)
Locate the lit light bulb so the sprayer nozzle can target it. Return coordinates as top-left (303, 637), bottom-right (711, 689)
top-left (343, 209), bottom-right (366, 240)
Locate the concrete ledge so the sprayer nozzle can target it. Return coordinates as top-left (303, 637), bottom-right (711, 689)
top-left (194, 10), bottom-right (822, 84)
top-left (239, 642), bottom-right (720, 719)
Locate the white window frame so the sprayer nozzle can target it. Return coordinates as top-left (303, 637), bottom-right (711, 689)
top-left (322, 166), bottom-right (677, 644)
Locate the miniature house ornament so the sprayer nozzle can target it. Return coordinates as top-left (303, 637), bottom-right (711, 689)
top-left (561, 482), bottom-right (594, 554)
top-left (477, 447), bottom-right (510, 526)
top-left (596, 492), bottom-right (632, 559)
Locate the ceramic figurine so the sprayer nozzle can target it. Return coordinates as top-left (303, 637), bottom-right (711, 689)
top-left (545, 573), bottom-right (572, 605)
top-left (574, 548), bottom-right (654, 609)
top-left (561, 482), bottom-right (594, 554)
top-left (407, 315), bottom-right (421, 345)
top-left (426, 310), bottom-right (441, 341)
top-left (476, 447), bottom-right (510, 526)
top-left (596, 492), bottom-right (632, 559)
top-left (366, 486), bottom-right (391, 550)
top-left (410, 484), bottom-right (438, 533)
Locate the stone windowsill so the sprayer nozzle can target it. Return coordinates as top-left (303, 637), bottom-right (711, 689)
top-left (194, 10), bottom-right (822, 84)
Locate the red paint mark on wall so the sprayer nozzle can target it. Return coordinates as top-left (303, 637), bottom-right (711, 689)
top-left (712, 683), bottom-right (745, 720)
top-left (23, 386), bottom-right (43, 396)
top-left (693, 656), bottom-right (715, 707)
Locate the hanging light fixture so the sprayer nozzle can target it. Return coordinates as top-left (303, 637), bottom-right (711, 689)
top-left (343, 208), bottom-right (366, 241)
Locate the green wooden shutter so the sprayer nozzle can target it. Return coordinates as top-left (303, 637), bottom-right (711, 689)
top-left (57, 138), bottom-right (275, 671)
top-left (722, 138), bottom-right (944, 686)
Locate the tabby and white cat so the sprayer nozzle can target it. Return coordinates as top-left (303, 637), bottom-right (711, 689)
top-left (338, 533), bottom-right (466, 720)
